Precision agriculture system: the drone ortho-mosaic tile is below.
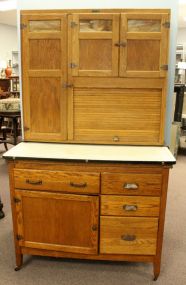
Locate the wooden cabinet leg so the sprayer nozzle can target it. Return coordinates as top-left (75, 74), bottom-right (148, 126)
top-left (15, 253), bottom-right (23, 271)
top-left (0, 197), bottom-right (5, 219)
top-left (153, 260), bottom-right (160, 281)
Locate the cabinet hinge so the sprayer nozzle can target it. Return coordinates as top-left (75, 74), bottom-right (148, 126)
top-left (24, 126), bottom-right (30, 132)
top-left (162, 22), bottom-right (170, 29)
top-left (16, 234), bottom-right (23, 241)
top-left (14, 197), bottom-right (21, 203)
top-left (63, 83), bottom-right (74, 88)
top-left (70, 21), bottom-right (78, 28)
top-left (69, 63), bottom-right (78, 69)
top-left (161, 64), bottom-right (168, 71)
top-left (20, 23), bottom-right (27, 30)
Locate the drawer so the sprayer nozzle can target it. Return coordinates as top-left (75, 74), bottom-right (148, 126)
top-left (100, 216), bottom-right (158, 255)
top-left (101, 195), bottom-right (160, 217)
top-left (14, 169), bottom-right (100, 194)
top-left (101, 172), bottom-right (162, 196)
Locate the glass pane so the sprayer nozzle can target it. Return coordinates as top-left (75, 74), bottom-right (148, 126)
top-left (128, 20), bottom-right (161, 32)
top-left (29, 20), bottom-right (61, 32)
top-left (80, 20), bottom-right (112, 32)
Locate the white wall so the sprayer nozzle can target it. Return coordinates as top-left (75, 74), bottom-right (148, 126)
top-left (0, 24), bottom-right (18, 64)
top-left (17, 0), bottom-right (178, 146)
top-left (177, 28), bottom-right (186, 46)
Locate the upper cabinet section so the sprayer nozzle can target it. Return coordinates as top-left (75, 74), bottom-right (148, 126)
top-left (69, 13), bottom-right (120, 77)
top-left (69, 11), bottom-right (170, 78)
top-left (119, 13), bottom-right (170, 78)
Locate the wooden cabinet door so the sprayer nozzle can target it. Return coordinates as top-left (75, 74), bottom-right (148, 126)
top-left (21, 14), bottom-right (67, 141)
top-left (71, 88), bottom-right (164, 145)
top-left (119, 13), bottom-right (170, 78)
top-left (15, 190), bottom-right (99, 254)
top-left (69, 13), bottom-right (120, 77)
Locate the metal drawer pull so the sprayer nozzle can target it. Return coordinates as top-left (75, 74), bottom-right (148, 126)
top-left (26, 179), bottom-right (42, 185)
top-left (70, 182), bottom-right (87, 188)
top-left (123, 183), bottom-right (138, 190)
top-left (113, 136), bottom-right (120, 142)
top-left (123, 205), bottom-right (138, 211)
top-left (121, 234), bottom-right (136, 241)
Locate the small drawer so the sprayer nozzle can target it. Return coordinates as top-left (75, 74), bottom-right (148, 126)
top-left (101, 195), bottom-right (160, 217)
top-left (100, 216), bottom-right (158, 255)
top-left (101, 172), bottom-right (162, 196)
top-left (14, 169), bottom-right (100, 194)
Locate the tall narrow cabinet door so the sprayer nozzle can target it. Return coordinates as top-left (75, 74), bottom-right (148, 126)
top-left (21, 14), bottom-right (67, 141)
top-left (70, 13), bottom-right (119, 77)
top-left (119, 13), bottom-right (170, 78)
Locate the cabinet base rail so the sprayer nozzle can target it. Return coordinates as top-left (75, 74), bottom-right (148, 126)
top-left (15, 248), bottom-right (161, 280)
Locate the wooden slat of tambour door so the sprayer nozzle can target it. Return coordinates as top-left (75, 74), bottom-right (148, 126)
top-left (22, 14), bottom-right (67, 142)
top-left (73, 88), bottom-right (162, 145)
top-left (100, 216), bottom-right (158, 255)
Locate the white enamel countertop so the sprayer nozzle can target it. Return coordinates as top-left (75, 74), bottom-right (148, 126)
top-left (3, 142), bottom-right (176, 164)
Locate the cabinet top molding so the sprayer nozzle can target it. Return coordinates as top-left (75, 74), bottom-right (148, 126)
top-left (3, 142), bottom-right (175, 164)
top-left (21, 9), bottom-right (171, 15)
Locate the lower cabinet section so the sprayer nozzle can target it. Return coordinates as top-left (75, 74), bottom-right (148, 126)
top-left (15, 190), bottom-right (99, 254)
top-left (100, 216), bottom-right (158, 255)
top-left (7, 159), bottom-right (171, 280)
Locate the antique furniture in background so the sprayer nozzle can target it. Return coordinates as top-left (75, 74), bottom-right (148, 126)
top-left (0, 197), bottom-right (5, 219)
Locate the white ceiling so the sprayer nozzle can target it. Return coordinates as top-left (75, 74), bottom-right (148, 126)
top-left (0, 2), bottom-right (186, 28)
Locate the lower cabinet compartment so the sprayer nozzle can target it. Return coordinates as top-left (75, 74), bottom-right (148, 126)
top-left (15, 190), bottom-right (99, 254)
top-left (100, 216), bottom-right (158, 255)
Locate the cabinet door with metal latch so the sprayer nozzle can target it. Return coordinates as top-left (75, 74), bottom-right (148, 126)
top-left (21, 13), bottom-right (68, 142)
top-left (119, 13), bottom-right (170, 78)
top-left (14, 190), bottom-right (99, 254)
top-left (69, 13), bottom-right (120, 77)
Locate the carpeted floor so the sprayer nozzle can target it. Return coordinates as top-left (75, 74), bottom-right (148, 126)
top-left (0, 145), bottom-right (186, 285)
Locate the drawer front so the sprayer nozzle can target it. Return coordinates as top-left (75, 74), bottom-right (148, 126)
top-left (101, 172), bottom-right (162, 196)
top-left (101, 195), bottom-right (160, 217)
top-left (14, 169), bottom-right (100, 194)
top-left (100, 216), bottom-right (158, 255)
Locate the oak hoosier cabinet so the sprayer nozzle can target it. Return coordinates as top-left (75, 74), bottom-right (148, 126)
top-left (21, 9), bottom-right (170, 145)
top-left (3, 9), bottom-right (175, 281)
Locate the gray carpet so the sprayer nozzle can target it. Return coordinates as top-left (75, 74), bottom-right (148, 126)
top-left (0, 145), bottom-right (186, 285)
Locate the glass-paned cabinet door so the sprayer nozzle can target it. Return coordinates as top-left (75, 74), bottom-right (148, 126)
top-left (21, 14), bottom-right (67, 142)
top-left (69, 14), bottom-right (120, 77)
top-left (119, 13), bottom-right (170, 78)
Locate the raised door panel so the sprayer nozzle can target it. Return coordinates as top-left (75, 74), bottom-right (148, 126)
top-left (21, 14), bottom-right (67, 141)
top-left (15, 190), bottom-right (99, 254)
top-left (70, 13), bottom-right (120, 77)
top-left (71, 88), bottom-right (164, 145)
top-left (120, 13), bottom-right (170, 78)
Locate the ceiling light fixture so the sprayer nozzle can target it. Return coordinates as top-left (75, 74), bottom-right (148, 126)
top-left (0, 0), bottom-right (17, 11)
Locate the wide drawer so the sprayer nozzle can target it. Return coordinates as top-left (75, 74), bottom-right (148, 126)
top-left (101, 195), bottom-right (160, 217)
top-left (14, 169), bottom-right (100, 194)
top-left (100, 216), bottom-right (158, 255)
top-left (101, 172), bottom-right (162, 196)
